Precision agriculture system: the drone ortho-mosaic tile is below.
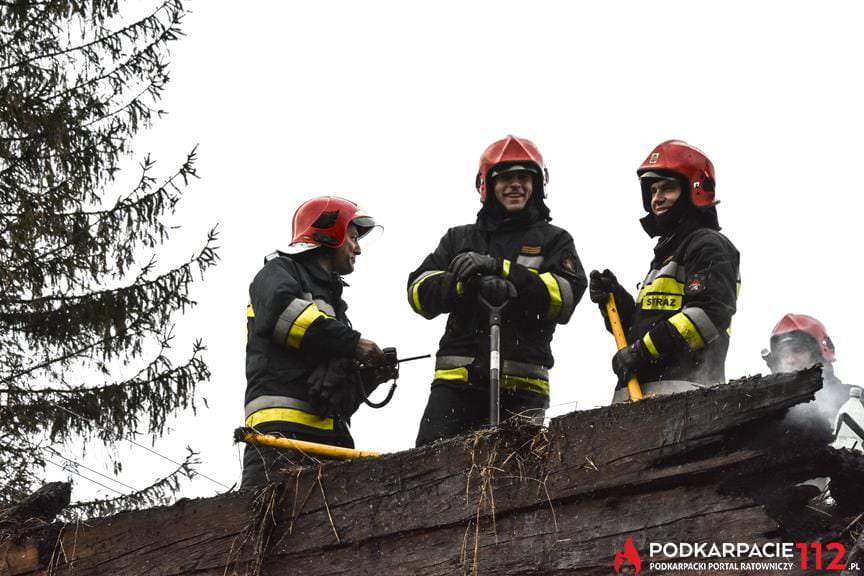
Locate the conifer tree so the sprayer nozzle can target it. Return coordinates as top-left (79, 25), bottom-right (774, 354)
top-left (0, 0), bottom-right (217, 508)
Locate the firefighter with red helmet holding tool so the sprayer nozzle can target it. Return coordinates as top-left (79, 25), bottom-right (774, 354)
top-left (241, 197), bottom-right (395, 489)
top-left (408, 135), bottom-right (587, 445)
top-left (763, 314), bottom-right (856, 442)
top-left (589, 140), bottom-right (740, 402)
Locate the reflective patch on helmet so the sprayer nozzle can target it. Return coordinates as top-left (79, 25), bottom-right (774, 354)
top-left (312, 231), bottom-right (339, 246)
top-left (649, 152), bottom-right (660, 164)
top-left (311, 210), bottom-right (340, 229)
top-left (686, 274), bottom-right (706, 295)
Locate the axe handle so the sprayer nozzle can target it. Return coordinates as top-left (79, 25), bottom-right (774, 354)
top-left (605, 294), bottom-right (644, 401)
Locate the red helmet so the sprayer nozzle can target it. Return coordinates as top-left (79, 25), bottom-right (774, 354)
top-left (475, 135), bottom-right (549, 201)
top-left (637, 140), bottom-right (716, 212)
top-left (288, 196), bottom-right (376, 253)
top-left (771, 313), bottom-right (835, 362)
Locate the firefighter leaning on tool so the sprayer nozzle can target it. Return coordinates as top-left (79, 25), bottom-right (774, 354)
top-left (763, 314), bottom-right (854, 442)
top-left (408, 135), bottom-right (587, 446)
top-left (589, 140), bottom-right (740, 403)
top-left (241, 197), bottom-right (395, 489)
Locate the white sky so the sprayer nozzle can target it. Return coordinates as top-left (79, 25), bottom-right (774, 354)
top-left (47, 1), bottom-right (864, 503)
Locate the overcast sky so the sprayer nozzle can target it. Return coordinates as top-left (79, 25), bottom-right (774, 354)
top-left (47, 1), bottom-right (864, 503)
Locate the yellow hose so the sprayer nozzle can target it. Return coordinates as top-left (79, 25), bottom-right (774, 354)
top-left (605, 294), bottom-right (644, 401)
top-left (237, 429), bottom-right (380, 459)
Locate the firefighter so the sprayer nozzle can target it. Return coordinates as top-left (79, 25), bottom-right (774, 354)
top-left (763, 314), bottom-right (852, 439)
top-left (408, 135), bottom-right (587, 446)
top-left (589, 140), bottom-right (740, 403)
top-left (241, 196), bottom-right (395, 489)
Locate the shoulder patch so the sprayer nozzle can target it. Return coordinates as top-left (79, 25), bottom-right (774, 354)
top-left (686, 273), bottom-right (706, 295)
top-left (561, 253), bottom-right (579, 274)
top-left (520, 245), bottom-right (542, 255)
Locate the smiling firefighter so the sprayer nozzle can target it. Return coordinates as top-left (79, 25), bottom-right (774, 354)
top-left (407, 135), bottom-right (587, 444)
top-left (590, 140), bottom-right (741, 403)
top-left (241, 196), bottom-right (394, 489)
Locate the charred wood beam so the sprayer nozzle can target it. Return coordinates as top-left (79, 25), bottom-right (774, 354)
top-left (3, 368), bottom-right (839, 576)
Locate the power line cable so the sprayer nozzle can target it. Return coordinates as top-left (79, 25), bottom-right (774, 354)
top-left (40, 444), bottom-right (141, 493)
top-left (18, 434), bottom-right (143, 493)
top-left (54, 404), bottom-right (230, 490)
top-left (44, 458), bottom-right (125, 496)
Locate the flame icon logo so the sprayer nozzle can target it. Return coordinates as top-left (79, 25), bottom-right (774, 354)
top-left (613, 536), bottom-right (642, 575)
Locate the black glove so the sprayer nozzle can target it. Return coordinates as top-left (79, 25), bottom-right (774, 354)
top-left (476, 275), bottom-right (517, 307)
top-left (589, 269), bottom-right (621, 304)
top-left (449, 251), bottom-right (500, 281)
top-left (307, 358), bottom-right (355, 415)
top-left (611, 340), bottom-right (652, 386)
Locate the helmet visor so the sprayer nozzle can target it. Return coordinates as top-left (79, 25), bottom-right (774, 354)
top-left (768, 333), bottom-right (822, 373)
top-left (352, 215), bottom-right (383, 246)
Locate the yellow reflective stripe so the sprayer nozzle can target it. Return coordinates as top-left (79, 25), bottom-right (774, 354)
top-left (247, 304), bottom-right (255, 318)
top-left (245, 407), bottom-right (334, 431)
top-left (502, 375), bottom-right (549, 396)
top-left (434, 367), bottom-right (469, 381)
top-left (637, 275), bottom-right (685, 311)
top-left (538, 272), bottom-right (562, 320)
top-left (456, 281), bottom-right (464, 296)
top-left (411, 270), bottom-right (445, 315)
top-left (668, 312), bottom-right (706, 351)
top-left (502, 259), bottom-right (512, 278)
top-left (642, 332), bottom-right (660, 358)
top-left (286, 304), bottom-right (326, 349)
top-left (637, 277), bottom-right (686, 302)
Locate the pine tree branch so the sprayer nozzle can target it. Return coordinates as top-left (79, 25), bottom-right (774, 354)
top-left (0, 231), bottom-right (217, 384)
top-left (0, 1), bottom-right (175, 72)
top-left (39, 13), bottom-right (180, 106)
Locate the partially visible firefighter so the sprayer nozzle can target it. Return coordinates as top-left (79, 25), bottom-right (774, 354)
top-left (763, 313), bottom-right (860, 449)
top-left (407, 135), bottom-right (587, 446)
top-left (589, 140), bottom-right (740, 403)
top-left (242, 197), bottom-right (395, 489)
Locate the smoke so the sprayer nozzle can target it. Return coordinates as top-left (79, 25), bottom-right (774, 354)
top-left (774, 362), bottom-right (848, 439)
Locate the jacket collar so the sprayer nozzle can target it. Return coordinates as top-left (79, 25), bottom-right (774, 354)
top-left (285, 251), bottom-right (348, 288)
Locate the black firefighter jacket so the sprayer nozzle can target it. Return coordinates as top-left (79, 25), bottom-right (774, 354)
top-left (245, 252), bottom-right (361, 446)
top-left (611, 222), bottom-right (740, 386)
top-left (407, 217), bottom-right (587, 404)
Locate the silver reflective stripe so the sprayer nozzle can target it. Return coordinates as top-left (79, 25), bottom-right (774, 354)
top-left (436, 356), bottom-right (549, 379)
top-left (682, 306), bottom-right (720, 344)
top-left (407, 270), bottom-right (447, 316)
top-left (272, 298), bottom-right (313, 345)
top-left (516, 255), bottom-right (544, 268)
top-left (435, 355), bottom-right (475, 369)
top-left (643, 261), bottom-right (686, 285)
top-left (643, 269), bottom-right (659, 285)
top-left (314, 299), bottom-right (336, 317)
top-left (553, 273), bottom-right (575, 323)
top-left (412, 270), bottom-right (445, 287)
top-left (244, 395), bottom-right (319, 418)
top-left (502, 360), bottom-right (548, 380)
top-left (656, 261), bottom-right (685, 281)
